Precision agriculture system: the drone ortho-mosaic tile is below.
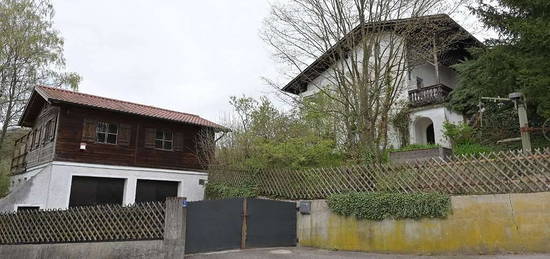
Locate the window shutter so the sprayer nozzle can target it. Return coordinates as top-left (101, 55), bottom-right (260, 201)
top-left (174, 132), bottom-right (184, 152)
top-left (49, 117), bottom-right (57, 141)
top-left (82, 119), bottom-right (97, 142)
top-left (144, 128), bottom-right (156, 148)
top-left (26, 132), bottom-right (33, 151)
top-left (118, 124), bottom-right (132, 146)
top-left (41, 126), bottom-right (47, 145)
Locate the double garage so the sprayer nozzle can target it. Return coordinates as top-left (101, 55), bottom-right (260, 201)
top-left (3, 161), bottom-right (207, 212)
top-left (69, 177), bottom-right (178, 207)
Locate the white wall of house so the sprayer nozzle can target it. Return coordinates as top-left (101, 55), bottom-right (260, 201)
top-left (1, 162), bottom-right (207, 212)
top-left (409, 105), bottom-right (464, 148)
top-left (407, 63), bottom-right (457, 90)
top-left (293, 33), bottom-right (464, 150)
top-left (300, 33), bottom-right (409, 99)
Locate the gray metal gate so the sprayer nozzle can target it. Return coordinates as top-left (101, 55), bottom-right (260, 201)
top-left (185, 198), bottom-right (296, 254)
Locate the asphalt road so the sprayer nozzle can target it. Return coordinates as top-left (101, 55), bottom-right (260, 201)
top-left (186, 247), bottom-right (550, 259)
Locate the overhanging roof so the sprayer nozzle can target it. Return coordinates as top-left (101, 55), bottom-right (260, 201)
top-left (281, 14), bottom-right (482, 95)
top-left (19, 86), bottom-right (227, 131)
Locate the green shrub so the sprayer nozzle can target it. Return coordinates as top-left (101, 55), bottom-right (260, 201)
top-left (327, 192), bottom-right (451, 221)
top-left (443, 121), bottom-right (476, 146)
top-left (205, 182), bottom-right (257, 200)
top-left (453, 143), bottom-right (495, 156)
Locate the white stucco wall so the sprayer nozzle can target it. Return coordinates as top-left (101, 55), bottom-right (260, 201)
top-left (409, 105), bottom-right (464, 148)
top-left (1, 162), bottom-right (207, 212)
top-left (298, 33), bottom-right (410, 149)
top-left (408, 63), bottom-right (457, 90)
top-left (300, 33), bottom-right (409, 99)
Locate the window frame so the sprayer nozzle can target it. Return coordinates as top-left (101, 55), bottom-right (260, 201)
top-left (96, 121), bottom-right (119, 145)
top-left (154, 129), bottom-right (174, 151)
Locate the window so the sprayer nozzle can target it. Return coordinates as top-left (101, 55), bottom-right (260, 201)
top-left (416, 77), bottom-right (424, 88)
top-left (155, 130), bottom-right (173, 150)
top-left (96, 122), bottom-right (118, 144)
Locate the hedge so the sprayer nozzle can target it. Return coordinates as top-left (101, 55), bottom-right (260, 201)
top-left (327, 192), bottom-right (451, 221)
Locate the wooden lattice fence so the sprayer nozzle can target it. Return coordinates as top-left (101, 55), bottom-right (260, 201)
top-left (0, 202), bottom-right (165, 244)
top-left (209, 148), bottom-right (550, 200)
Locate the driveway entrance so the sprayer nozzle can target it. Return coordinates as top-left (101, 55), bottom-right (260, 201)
top-left (185, 198), bottom-right (296, 254)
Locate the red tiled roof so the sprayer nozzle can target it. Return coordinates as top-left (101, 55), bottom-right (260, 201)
top-left (35, 86), bottom-right (225, 130)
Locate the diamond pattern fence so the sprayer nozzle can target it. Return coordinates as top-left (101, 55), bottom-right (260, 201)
top-left (0, 202), bottom-right (165, 244)
top-left (209, 148), bottom-right (550, 200)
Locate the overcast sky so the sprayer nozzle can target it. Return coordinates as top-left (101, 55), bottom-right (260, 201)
top-left (54, 0), bottom-right (277, 123)
top-left (53, 0), bottom-right (489, 124)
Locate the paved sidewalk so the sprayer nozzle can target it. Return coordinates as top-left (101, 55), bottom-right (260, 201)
top-left (186, 247), bottom-right (549, 259)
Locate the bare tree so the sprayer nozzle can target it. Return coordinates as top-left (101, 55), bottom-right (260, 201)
top-left (262, 0), bottom-right (472, 161)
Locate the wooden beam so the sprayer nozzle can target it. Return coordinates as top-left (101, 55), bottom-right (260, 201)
top-left (433, 35), bottom-right (440, 83)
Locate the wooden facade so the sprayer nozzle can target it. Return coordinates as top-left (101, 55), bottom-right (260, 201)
top-left (11, 100), bottom-right (213, 174)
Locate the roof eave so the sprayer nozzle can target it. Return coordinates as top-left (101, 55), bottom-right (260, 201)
top-left (49, 99), bottom-right (227, 131)
top-left (281, 14), bottom-right (482, 95)
top-left (18, 87), bottom-right (52, 127)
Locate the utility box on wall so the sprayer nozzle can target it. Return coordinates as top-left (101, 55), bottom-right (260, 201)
top-left (299, 201), bottom-right (311, 215)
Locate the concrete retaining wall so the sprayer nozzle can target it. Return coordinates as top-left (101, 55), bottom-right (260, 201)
top-left (298, 192), bottom-right (550, 254)
top-left (0, 240), bottom-right (165, 259)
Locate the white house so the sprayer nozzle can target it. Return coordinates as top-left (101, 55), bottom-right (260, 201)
top-left (1, 86), bottom-right (224, 212)
top-left (281, 14), bottom-right (480, 149)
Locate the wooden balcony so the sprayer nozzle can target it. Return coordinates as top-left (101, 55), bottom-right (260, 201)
top-left (408, 84), bottom-right (453, 108)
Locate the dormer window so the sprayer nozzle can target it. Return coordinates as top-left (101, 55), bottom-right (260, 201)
top-left (96, 122), bottom-right (118, 144)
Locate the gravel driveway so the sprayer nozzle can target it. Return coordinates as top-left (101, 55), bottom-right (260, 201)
top-left (186, 247), bottom-right (549, 259)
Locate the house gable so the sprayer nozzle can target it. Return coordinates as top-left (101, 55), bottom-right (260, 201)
top-left (282, 14), bottom-right (482, 95)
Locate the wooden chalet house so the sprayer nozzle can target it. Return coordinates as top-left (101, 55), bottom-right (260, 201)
top-left (1, 86), bottom-right (223, 212)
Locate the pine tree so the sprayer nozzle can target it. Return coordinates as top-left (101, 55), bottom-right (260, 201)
top-left (450, 0), bottom-right (550, 118)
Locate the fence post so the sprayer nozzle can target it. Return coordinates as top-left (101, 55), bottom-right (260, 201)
top-left (164, 197), bottom-right (187, 259)
top-left (240, 198), bottom-right (248, 249)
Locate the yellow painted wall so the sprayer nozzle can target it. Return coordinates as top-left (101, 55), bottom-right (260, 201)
top-left (298, 192), bottom-right (550, 254)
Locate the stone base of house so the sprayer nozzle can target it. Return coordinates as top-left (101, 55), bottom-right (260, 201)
top-left (389, 147), bottom-right (453, 163)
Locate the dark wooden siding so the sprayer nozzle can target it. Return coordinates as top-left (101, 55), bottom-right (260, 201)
top-left (54, 104), bottom-right (210, 171)
top-left (24, 105), bottom-right (59, 169)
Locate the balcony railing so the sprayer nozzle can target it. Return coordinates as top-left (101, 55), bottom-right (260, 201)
top-left (408, 84), bottom-right (453, 107)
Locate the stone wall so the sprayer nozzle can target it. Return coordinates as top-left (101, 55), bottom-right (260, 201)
top-left (0, 240), bottom-right (166, 259)
top-left (298, 192), bottom-right (550, 254)
top-left (389, 147), bottom-right (453, 163)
